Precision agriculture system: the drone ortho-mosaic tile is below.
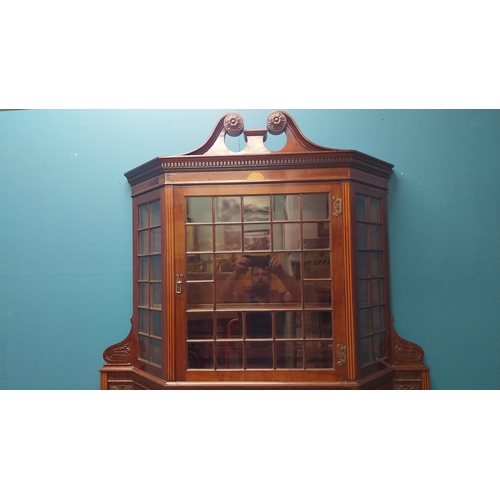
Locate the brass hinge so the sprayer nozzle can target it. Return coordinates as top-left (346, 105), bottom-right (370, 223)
top-left (332, 196), bottom-right (342, 217)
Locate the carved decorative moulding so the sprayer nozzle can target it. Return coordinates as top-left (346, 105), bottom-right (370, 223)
top-left (332, 196), bottom-right (342, 217)
top-left (124, 110), bottom-right (394, 188)
top-left (336, 344), bottom-right (347, 366)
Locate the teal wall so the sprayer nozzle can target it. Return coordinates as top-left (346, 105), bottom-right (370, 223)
top-left (1, 109), bottom-right (498, 389)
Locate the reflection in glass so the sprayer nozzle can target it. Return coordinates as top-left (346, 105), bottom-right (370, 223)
top-left (187, 282), bottom-right (213, 309)
top-left (373, 306), bottom-right (384, 332)
top-left (273, 223), bottom-right (300, 250)
top-left (357, 252), bottom-right (368, 278)
top-left (243, 196), bottom-right (270, 222)
top-left (304, 311), bottom-right (332, 338)
top-left (187, 254), bottom-right (213, 276)
top-left (151, 227), bottom-right (161, 253)
top-left (273, 194), bottom-right (299, 221)
top-left (217, 313), bottom-right (241, 339)
top-left (245, 311), bottom-right (273, 339)
top-left (188, 342), bottom-right (214, 369)
top-left (305, 341), bottom-right (333, 368)
top-left (215, 197), bottom-right (241, 222)
top-left (244, 225), bottom-right (271, 251)
top-left (187, 197), bottom-right (212, 223)
top-left (151, 339), bottom-right (162, 365)
top-left (372, 279), bottom-right (383, 305)
top-left (370, 252), bottom-right (383, 277)
top-left (246, 341), bottom-right (273, 369)
top-left (216, 224), bottom-right (241, 252)
top-left (189, 225), bottom-right (213, 252)
top-left (151, 283), bottom-right (161, 308)
top-left (274, 311), bottom-right (291, 337)
top-left (187, 312), bottom-right (214, 339)
top-left (302, 193), bottom-right (328, 220)
top-left (139, 283), bottom-right (149, 307)
top-left (303, 223), bottom-right (329, 249)
top-left (304, 252), bottom-right (330, 279)
top-left (286, 252), bottom-right (301, 283)
top-left (356, 195), bottom-right (368, 222)
top-left (360, 337), bottom-right (371, 365)
top-left (276, 341), bottom-right (303, 368)
top-left (216, 342), bottom-right (243, 369)
top-left (374, 333), bottom-right (386, 359)
top-left (150, 200), bottom-right (160, 226)
top-left (182, 194), bottom-right (343, 373)
top-left (215, 253), bottom-right (239, 274)
top-left (151, 310), bottom-right (162, 337)
top-left (139, 309), bottom-right (149, 333)
top-left (151, 255), bottom-right (161, 281)
top-left (356, 223), bottom-right (368, 250)
top-left (138, 334), bottom-right (150, 361)
top-left (273, 312), bottom-right (300, 339)
top-left (358, 280), bottom-right (369, 307)
top-left (369, 225), bottom-right (381, 249)
top-left (359, 308), bottom-right (371, 336)
top-left (139, 230), bottom-right (149, 255)
top-left (304, 281), bottom-right (331, 307)
top-left (139, 257), bottom-right (149, 280)
top-left (138, 204), bottom-right (149, 229)
top-left (369, 198), bottom-right (381, 223)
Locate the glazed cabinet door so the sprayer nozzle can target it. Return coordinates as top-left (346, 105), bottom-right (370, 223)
top-left (350, 183), bottom-right (392, 380)
top-left (133, 189), bottom-right (167, 380)
top-left (172, 183), bottom-right (348, 384)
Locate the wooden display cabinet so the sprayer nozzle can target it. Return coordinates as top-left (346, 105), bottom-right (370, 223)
top-left (100, 111), bottom-right (429, 389)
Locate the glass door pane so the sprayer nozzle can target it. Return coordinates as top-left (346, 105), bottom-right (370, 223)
top-left (178, 187), bottom-right (342, 380)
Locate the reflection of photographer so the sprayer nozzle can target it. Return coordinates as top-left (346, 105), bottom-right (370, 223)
top-left (219, 255), bottom-right (300, 304)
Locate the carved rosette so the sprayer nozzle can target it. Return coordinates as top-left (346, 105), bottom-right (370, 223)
top-left (267, 111), bottom-right (287, 134)
top-left (224, 113), bottom-right (244, 136)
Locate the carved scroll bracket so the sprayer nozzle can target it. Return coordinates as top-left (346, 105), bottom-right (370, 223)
top-left (102, 317), bottom-right (132, 365)
top-left (391, 316), bottom-right (425, 364)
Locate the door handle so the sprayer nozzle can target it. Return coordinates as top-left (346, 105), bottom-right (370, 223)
top-left (175, 274), bottom-right (184, 294)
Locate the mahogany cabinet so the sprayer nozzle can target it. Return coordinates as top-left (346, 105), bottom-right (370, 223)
top-left (100, 111), bottom-right (429, 389)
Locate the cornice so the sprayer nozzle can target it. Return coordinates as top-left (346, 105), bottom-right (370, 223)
top-left (124, 111), bottom-right (394, 186)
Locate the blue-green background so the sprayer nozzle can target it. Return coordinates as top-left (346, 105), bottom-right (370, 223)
top-left (1, 109), bottom-right (499, 389)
